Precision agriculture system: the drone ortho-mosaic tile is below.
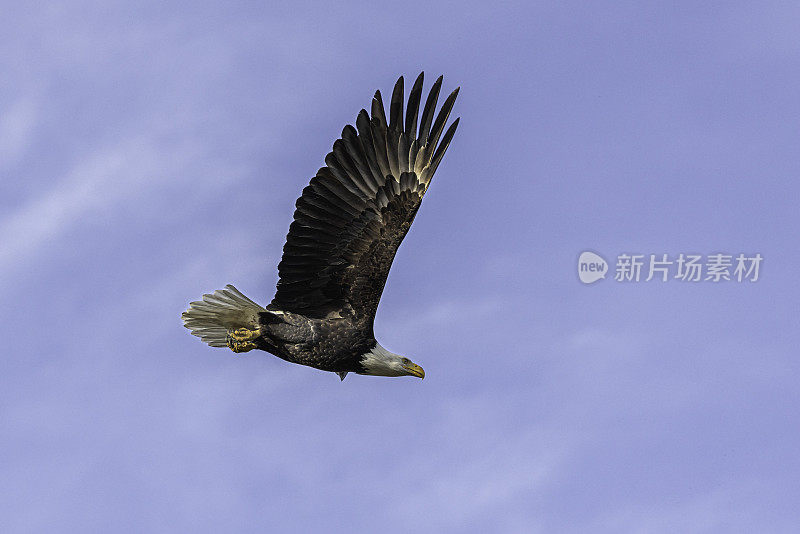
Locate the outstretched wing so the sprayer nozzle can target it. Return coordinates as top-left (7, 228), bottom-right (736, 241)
top-left (271, 73), bottom-right (459, 321)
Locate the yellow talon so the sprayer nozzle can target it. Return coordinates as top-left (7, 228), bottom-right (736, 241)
top-left (226, 327), bottom-right (261, 353)
top-left (229, 327), bottom-right (261, 341)
top-left (228, 340), bottom-right (257, 353)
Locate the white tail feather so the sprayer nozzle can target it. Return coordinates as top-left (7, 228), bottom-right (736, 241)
top-left (182, 284), bottom-right (265, 348)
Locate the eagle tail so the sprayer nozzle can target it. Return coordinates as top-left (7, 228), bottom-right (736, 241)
top-left (182, 284), bottom-right (265, 348)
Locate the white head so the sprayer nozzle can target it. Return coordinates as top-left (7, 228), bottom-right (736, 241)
top-left (359, 342), bottom-right (425, 379)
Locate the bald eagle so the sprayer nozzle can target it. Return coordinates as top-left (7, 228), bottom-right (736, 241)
top-left (182, 73), bottom-right (459, 380)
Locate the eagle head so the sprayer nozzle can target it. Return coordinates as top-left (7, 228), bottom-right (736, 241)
top-left (359, 342), bottom-right (425, 379)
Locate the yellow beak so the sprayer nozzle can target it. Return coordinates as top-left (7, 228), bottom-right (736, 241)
top-left (404, 362), bottom-right (425, 379)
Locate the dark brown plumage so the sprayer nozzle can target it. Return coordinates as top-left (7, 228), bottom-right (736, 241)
top-left (182, 73), bottom-right (460, 380)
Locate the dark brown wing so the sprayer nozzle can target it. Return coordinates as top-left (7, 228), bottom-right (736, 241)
top-left (270, 73), bottom-right (459, 320)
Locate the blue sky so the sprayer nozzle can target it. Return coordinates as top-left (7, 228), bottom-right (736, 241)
top-left (2, 2), bottom-right (799, 532)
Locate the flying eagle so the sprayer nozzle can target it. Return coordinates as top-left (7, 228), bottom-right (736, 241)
top-left (182, 73), bottom-right (459, 380)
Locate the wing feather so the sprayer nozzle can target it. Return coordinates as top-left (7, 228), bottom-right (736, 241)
top-left (405, 72), bottom-right (424, 141)
top-left (426, 87), bottom-right (459, 160)
top-left (418, 75), bottom-right (442, 146)
top-left (389, 76), bottom-right (404, 132)
top-left (370, 117), bottom-right (392, 179)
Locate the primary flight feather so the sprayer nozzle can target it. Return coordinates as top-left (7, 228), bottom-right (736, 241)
top-left (182, 73), bottom-right (460, 380)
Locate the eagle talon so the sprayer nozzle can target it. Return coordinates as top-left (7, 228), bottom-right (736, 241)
top-left (226, 327), bottom-right (261, 353)
top-left (227, 339), bottom-right (258, 353)
top-left (229, 327), bottom-right (261, 341)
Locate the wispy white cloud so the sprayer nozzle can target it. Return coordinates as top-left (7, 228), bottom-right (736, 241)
top-left (385, 409), bottom-right (570, 533)
top-left (0, 96), bottom-right (38, 169)
top-left (588, 481), bottom-right (766, 534)
top-left (0, 134), bottom-right (243, 284)
top-left (379, 296), bottom-right (503, 343)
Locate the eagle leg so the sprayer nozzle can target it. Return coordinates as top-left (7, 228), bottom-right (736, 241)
top-left (226, 327), bottom-right (261, 353)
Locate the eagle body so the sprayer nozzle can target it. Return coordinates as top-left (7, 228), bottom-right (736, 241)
top-left (257, 308), bottom-right (376, 374)
top-left (182, 73), bottom-right (459, 380)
